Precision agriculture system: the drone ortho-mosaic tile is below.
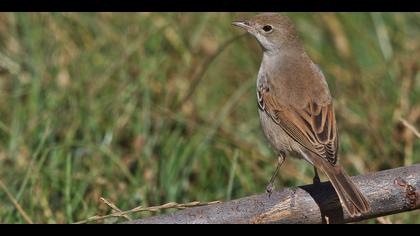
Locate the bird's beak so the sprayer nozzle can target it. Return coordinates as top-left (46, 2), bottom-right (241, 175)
top-left (232, 21), bottom-right (252, 31)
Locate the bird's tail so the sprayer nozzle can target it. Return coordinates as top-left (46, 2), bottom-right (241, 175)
top-left (317, 160), bottom-right (371, 217)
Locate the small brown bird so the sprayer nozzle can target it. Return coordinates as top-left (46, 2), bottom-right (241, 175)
top-left (233, 13), bottom-right (370, 217)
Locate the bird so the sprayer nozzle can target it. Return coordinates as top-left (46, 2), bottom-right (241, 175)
top-left (232, 13), bottom-right (370, 217)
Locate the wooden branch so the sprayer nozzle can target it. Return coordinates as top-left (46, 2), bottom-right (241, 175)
top-left (126, 164), bottom-right (420, 224)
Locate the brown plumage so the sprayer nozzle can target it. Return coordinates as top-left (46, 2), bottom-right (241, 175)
top-left (233, 13), bottom-right (370, 217)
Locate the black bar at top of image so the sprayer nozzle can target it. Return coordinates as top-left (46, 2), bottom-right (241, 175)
top-left (0, 0), bottom-right (417, 12)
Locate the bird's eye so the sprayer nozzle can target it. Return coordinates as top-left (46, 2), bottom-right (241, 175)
top-left (262, 25), bottom-right (273, 32)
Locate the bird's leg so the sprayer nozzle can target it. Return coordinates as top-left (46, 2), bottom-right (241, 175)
top-left (313, 166), bottom-right (321, 185)
top-left (266, 152), bottom-right (285, 197)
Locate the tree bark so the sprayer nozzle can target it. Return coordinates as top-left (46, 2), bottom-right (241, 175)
top-left (126, 164), bottom-right (420, 224)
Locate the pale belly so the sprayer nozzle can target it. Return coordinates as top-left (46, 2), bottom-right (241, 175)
top-left (258, 109), bottom-right (313, 165)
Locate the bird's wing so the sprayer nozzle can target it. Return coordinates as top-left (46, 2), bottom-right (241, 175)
top-left (258, 87), bottom-right (338, 165)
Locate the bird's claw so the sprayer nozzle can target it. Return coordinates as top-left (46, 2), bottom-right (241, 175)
top-left (313, 176), bottom-right (321, 185)
top-left (266, 183), bottom-right (275, 198)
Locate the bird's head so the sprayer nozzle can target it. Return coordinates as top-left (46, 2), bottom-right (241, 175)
top-left (232, 13), bottom-right (300, 54)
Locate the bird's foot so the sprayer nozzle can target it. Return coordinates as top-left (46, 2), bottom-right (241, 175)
top-left (266, 182), bottom-right (275, 198)
top-left (313, 175), bottom-right (321, 185)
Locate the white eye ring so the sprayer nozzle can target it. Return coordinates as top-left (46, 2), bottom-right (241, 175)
top-left (262, 25), bottom-right (273, 33)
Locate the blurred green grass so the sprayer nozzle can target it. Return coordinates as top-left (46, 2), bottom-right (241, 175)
top-left (0, 12), bottom-right (419, 224)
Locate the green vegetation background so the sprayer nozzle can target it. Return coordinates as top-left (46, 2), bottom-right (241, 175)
top-left (0, 13), bottom-right (419, 223)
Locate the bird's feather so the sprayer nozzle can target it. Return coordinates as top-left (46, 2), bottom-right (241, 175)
top-left (258, 88), bottom-right (338, 165)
